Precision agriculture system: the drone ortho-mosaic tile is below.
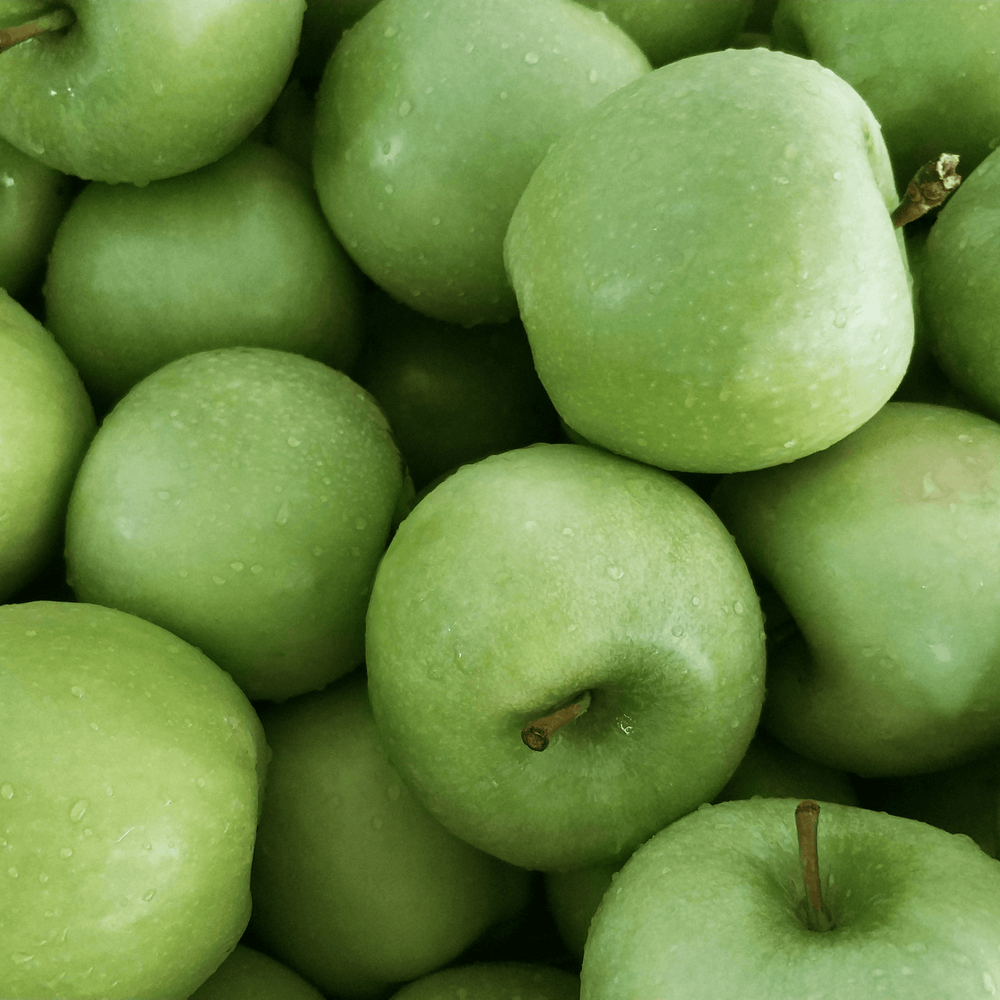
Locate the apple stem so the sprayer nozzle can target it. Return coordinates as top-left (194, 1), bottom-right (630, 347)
top-left (521, 691), bottom-right (592, 751)
top-left (891, 153), bottom-right (962, 228)
top-left (795, 799), bottom-right (833, 931)
top-left (0, 7), bottom-right (75, 52)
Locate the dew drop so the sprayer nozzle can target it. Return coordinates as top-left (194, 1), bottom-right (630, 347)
top-left (250, 564), bottom-right (264, 574)
top-left (398, 99), bottom-right (412, 116)
top-left (0, 784), bottom-right (13, 800)
top-left (607, 565), bottom-right (624, 580)
top-left (156, 490), bottom-right (171, 501)
top-left (524, 51), bottom-right (539, 64)
top-left (71, 686), bottom-right (85, 698)
top-left (384, 24), bottom-right (397, 37)
top-left (10, 953), bottom-right (33, 964)
top-left (384, 183), bottom-right (394, 194)
top-left (196, 777), bottom-right (206, 788)
top-left (69, 800), bottom-right (88, 823)
top-left (691, 596), bottom-right (702, 606)
top-left (671, 625), bottom-right (685, 637)
top-left (142, 889), bottom-right (156, 902)
top-left (465, 41), bottom-right (474, 52)
top-left (431, 216), bottom-right (441, 226)
top-left (230, 562), bottom-right (244, 572)
top-left (833, 311), bottom-right (848, 328)
top-left (287, 437), bottom-right (301, 448)
top-left (275, 500), bottom-right (291, 525)
top-left (59, 847), bottom-right (73, 858)
top-left (734, 601), bottom-right (745, 615)
top-left (38, 872), bottom-right (48, 883)
top-left (588, 68), bottom-right (598, 83)
top-left (7, 868), bottom-right (17, 878)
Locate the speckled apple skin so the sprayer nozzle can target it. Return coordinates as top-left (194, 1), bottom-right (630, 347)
top-left (504, 47), bottom-right (913, 474)
top-left (366, 443), bottom-right (766, 872)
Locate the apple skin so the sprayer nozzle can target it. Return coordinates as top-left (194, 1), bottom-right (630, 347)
top-left (187, 944), bottom-right (326, 1000)
top-left (312, 0), bottom-right (650, 326)
top-left (43, 142), bottom-right (363, 412)
top-left (0, 0), bottom-right (305, 185)
top-left (504, 47), bottom-right (913, 474)
top-left (0, 289), bottom-right (94, 603)
top-left (711, 401), bottom-right (1000, 777)
top-left (0, 601), bottom-right (268, 1000)
top-left (248, 671), bottom-right (532, 1000)
top-left (366, 443), bottom-right (766, 872)
top-left (387, 962), bottom-right (579, 1000)
top-left (64, 347), bottom-right (406, 703)
top-left (772, 0), bottom-right (1000, 189)
top-left (580, 797), bottom-right (1000, 999)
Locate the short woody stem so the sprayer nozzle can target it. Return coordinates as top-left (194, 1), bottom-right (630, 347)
top-left (795, 799), bottom-right (832, 931)
top-left (891, 153), bottom-right (962, 228)
top-left (0, 8), bottom-right (75, 52)
top-left (521, 692), bottom-right (591, 751)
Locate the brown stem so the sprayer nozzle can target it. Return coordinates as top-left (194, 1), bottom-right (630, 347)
top-left (891, 153), bottom-right (962, 228)
top-left (795, 799), bottom-right (833, 931)
top-left (0, 8), bottom-right (75, 52)
top-left (521, 695), bottom-right (589, 752)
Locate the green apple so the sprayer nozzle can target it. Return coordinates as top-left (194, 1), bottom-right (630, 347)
top-left (0, 600), bottom-right (268, 1000)
top-left (0, 288), bottom-right (94, 603)
top-left (580, 797), bottom-right (1000, 998)
top-left (504, 46), bottom-right (913, 474)
top-left (188, 944), bottom-right (326, 1000)
top-left (772, 0), bottom-right (1000, 189)
top-left (0, 0), bottom-right (305, 185)
top-left (711, 401), bottom-right (1000, 776)
top-left (366, 443), bottom-right (766, 872)
top-left (312, 0), bottom-right (649, 326)
top-left (249, 670), bottom-right (532, 1000)
top-left (920, 147), bottom-right (1000, 421)
top-left (351, 287), bottom-right (561, 490)
top-left (43, 142), bottom-right (363, 413)
top-left (575, 0), bottom-right (751, 67)
top-left (0, 133), bottom-right (73, 301)
top-left (388, 962), bottom-right (579, 1000)
top-left (64, 347), bottom-right (406, 703)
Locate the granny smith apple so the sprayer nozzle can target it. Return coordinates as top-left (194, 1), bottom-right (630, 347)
top-left (0, 0), bottom-right (305, 185)
top-left (249, 671), bottom-right (532, 1000)
top-left (504, 46), bottom-right (913, 474)
top-left (711, 401), bottom-right (1000, 776)
top-left (0, 600), bottom-right (268, 1000)
top-left (188, 944), bottom-right (325, 1000)
top-left (366, 443), bottom-right (766, 872)
top-left (0, 288), bottom-right (94, 603)
top-left (920, 147), bottom-right (1000, 421)
top-left (580, 797), bottom-right (1000, 998)
top-left (388, 962), bottom-right (579, 1000)
top-left (0, 133), bottom-right (73, 300)
top-left (575, 0), bottom-right (751, 67)
top-left (64, 347), bottom-right (406, 703)
top-left (772, 0), bottom-right (1000, 189)
top-left (312, 0), bottom-right (649, 326)
top-left (351, 287), bottom-right (561, 490)
top-left (44, 142), bottom-right (363, 412)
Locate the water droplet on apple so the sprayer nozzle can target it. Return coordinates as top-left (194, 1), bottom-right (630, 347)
top-left (155, 490), bottom-right (171, 501)
top-left (69, 800), bottom-right (88, 823)
top-left (398, 99), bottom-right (412, 117)
top-left (250, 564), bottom-right (264, 574)
top-left (671, 625), bottom-right (684, 637)
top-left (212, 576), bottom-right (226, 585)
top-left (691, 596), bottom-right (702, 606)
top-left (524, 51), bottom-right (539, 64)
top-left (59, 847), bottom-right (73, 859)
top-left (426, 666), bottom-right (443, 680)
top-left (734, 602), bottom-right (745, 615)
top-left (833, 311), bottom-right (848, 328)
top-left (465, 41), bottom-right (475, 53)
top-left (142, 889), bottom-right (156, 902)
top-left (196, 777), bottom-right (206, 787)
top-left (10, 953), bottom-right (33, 965)
top-left (275, 501), bottom-right (291, 525)
top-left (384, 24), bottom-right (398, 37)
top-left (8, 868), bottom-right (17, 878)
top-left (607, 565), bottom-right (624, 580)
top-left (71, 685), bottom-right (85, 698)
top-left (0, 784), bottom-right (13, 799)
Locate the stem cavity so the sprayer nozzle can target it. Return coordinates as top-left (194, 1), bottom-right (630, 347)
top-left (521, 691), bottom-right (592, 752)
top-left (0, 8), bottom-right (75, 52)
top-left (795, 799), bottom-right (834, 931)
top-left (891, 153), bottom-right (962, 228)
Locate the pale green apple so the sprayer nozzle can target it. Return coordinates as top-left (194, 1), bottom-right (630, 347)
top-left (581, 798), bottom-right (1000, 998)
top-left (0, 0), bottom-right (305, 185)
top-left (0, 288), bottom-right (94, 603)
top-left (711, 401), bottom-right (1000, 776)
top-left (920, 147), bottom-right (1000, 421)
top-left (388, 962), bottom-right (579, 1000)
top-left (504, 47), bottom-right (913, 474)
top-left (366, 443), bottom-right (766, 872)
top-left (313, 0), bottom-right (649, 326)
top-left (44, 142), bottom-right (363, 412)
top-left (249, 671), bottom-right (532, 1000)
top-left (0, 600), bottom-right (268, 1000)
top-left (64, 347), bottom-right (406, 703)
top-left (188, 945), bottom-right (325, 1000)
top-left (772, 0), bottom-right (1000, 188)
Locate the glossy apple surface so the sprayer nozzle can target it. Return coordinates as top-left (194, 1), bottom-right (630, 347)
top-left (366, 443), bottom-right (765, 871)
top-left (712, 402), bottom-right (1000, 776)
top-left (0, 0), bottom-right (305, 184)
top-left (313, 0), bottom-right (649, 325)
top-left (504, 47), bottom-right (912, 473)
top-left (581, 798), bottom-right (1000, 998)
top-left (0, 601), bottom-right (268, 1000)
top-left (64, 347), bottom-right (406, 703)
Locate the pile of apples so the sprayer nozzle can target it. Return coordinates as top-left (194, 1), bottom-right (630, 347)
top-left (4, 0), bottom-right (1000, 997)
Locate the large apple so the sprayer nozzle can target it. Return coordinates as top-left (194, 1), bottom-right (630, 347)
top-left (504, 46), bottom-right (913, 474)
top-left (0, 0), bottom-right (305, 184)
top-left (0, 600), bottom-right (268, 1000)
top-left (64, 347), bottom-right (407, 703)
top-left (366, 443), bottom-right (766, 872)
top-left (711, 401), bottom-right (1000, 776)
top-left (580, 797), bottom-right (1000, 998)
top-left (0, 288), bottom-right (94, 603)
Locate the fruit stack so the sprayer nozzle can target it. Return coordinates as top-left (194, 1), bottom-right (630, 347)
top-left (3, 1), bottom-right (1000, 998)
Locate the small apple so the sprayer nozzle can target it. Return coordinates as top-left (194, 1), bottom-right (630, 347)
top-left (0, 0), bottom-right (305, 185)
top-left (44, 142), bottom-right (363, 412)
top-left (581, 798), bottom-right (1000, 998)
top-left (187, 944), bottom-right (327, 1000)
top-left (64, 347), bottom-right (407, 703)
top-left (0, 600), bottom-right (268, 1000)
top-left (387, 962), bottom-right (579, 1000)
top-left (366, 442), bottom-right (766, 872)
top-left (504, 46), bottom-right (913, 474)
top-left (0, 288), bottom-right (94, 603)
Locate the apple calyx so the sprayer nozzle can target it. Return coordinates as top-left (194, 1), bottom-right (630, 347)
top-left (795, 799), bottom-right (834, 932)
top-left (0, 7), bottom-right (74, 52)
top-left (521, 691), bottom-right (592, 751)
top-left (891, 153), bottom-right (962, 228)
